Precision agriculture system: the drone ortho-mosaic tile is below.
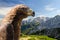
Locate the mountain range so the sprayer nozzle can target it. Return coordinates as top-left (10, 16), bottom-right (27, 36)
top-left (21, 15), bottom-right (60, 39)
top-left (22, 15), bottom-right (60, 31)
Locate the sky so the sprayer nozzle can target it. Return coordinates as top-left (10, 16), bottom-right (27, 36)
top-left (0, 0), bottom-right (60, 19)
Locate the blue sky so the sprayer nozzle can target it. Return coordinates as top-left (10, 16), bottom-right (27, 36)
top-left (0, 0), bottom-right (60, 19)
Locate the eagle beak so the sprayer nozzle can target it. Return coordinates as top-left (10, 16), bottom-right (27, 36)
top-left (32, 11), bottom-right (35, 17)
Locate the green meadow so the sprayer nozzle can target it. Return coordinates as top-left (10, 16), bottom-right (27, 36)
top-left (20, 35), bottom-right (57, 40)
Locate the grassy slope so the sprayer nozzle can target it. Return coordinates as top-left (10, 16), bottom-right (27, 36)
top-left (20, 35), bottom-right (57, 40)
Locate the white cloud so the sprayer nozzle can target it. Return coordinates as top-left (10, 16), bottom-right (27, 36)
top-left (0, 0), bottom-right (25, 16)
top-left (44, 5), bottom-right (60, 17)
top-left (45, 5), bottom-right (56, 11)
top-left (35, 12), bottom-right (46, 17)
top-left (39, 15), bottom-right (46, 17)
top-left (48, 9), bottom-right (60, 17)
top-left (0, 7), bottom-right (12, 15)
top-left (56, 10), bottom-right (60, 14)
top-left (54, 9), bottom-right (60, 15)
top-left (0, 7), bottom-right (12, 20)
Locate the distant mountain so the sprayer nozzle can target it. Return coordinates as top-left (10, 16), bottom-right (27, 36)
top-left (21, 15), bottom-right (60, 39)
top-left (45, 15), bottom-right (60, 28)
top-left (21, 16), bottom-right (50, 34)
top-left (21, 15), bottom-right (60, 31)
top-left (32, 16), bottom-right (50, 23)
top-left (28, 15), bottom-right (60, 33)
top-left (41, 28), bottom-right (60, 39)
top-left (27, 17), bottom-right (50, 34)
